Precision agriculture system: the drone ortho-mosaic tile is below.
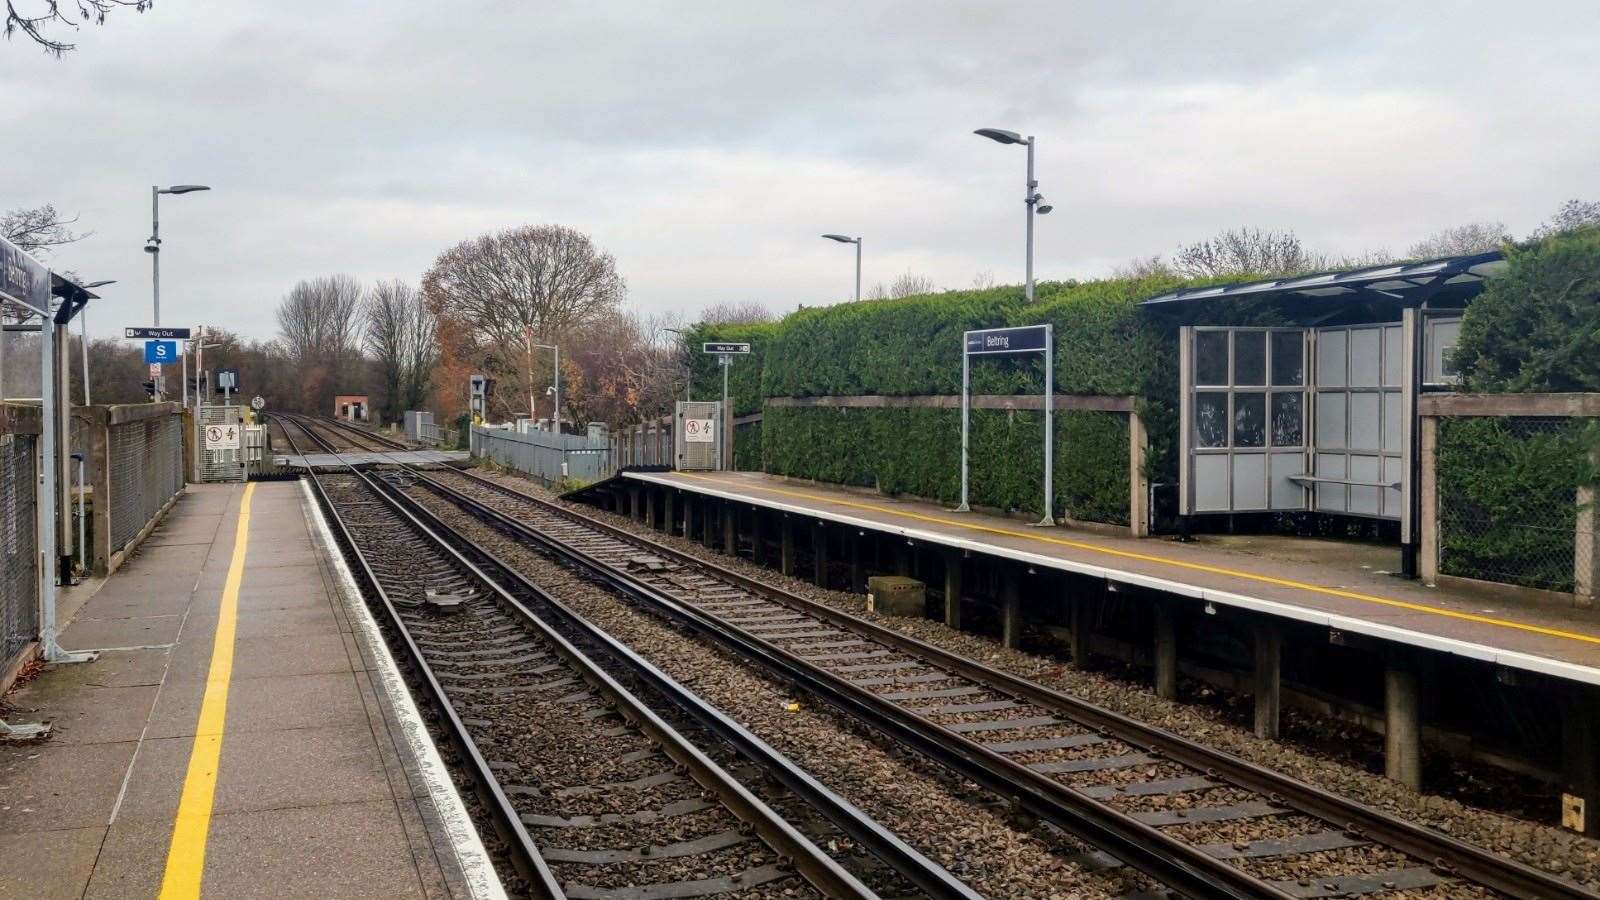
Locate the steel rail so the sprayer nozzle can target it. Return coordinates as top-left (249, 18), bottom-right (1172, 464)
top-left (411, 468), bottom-right (1295, 900)
top-left (276, 417), bottom-right (562, 897)
top-left (381, 472), bottom-right (981, 900)
top-left (279, 416), bottom-right (884, 899)
top-left (436, 466), bottom-right (1600, 900)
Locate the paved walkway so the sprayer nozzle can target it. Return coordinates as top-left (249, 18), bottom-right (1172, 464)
top-left (625, 469), bottom-right (1600, 685)
top-left (0, 482), bottom-right (479, 899)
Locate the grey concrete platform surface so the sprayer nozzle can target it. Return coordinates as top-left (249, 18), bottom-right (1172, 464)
top-left (0, 481), bottom-right (486, 899)
top-left (623, 469), bottom-right (1600, 685)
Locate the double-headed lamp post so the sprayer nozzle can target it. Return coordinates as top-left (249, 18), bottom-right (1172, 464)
top-left (974, 129), bottom-right (1052, 302)
top-left (821, 234), bottom-right (862, 302)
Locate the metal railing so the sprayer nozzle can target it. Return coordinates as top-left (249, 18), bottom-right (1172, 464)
top-left (0, 404), bottom-right (40, 676)
top-left (471, 425), bottom-right (611, 487)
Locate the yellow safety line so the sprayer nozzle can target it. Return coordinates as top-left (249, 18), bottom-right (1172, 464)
top-left (673, 472), bottom-right (1600, 648)
top-left (159, 482), bottom-right (256, 899)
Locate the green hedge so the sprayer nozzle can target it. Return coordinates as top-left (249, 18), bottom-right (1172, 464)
top-left (763, 406), bottom-right (1130, 523)
top-left (1437, 417), bottom-right (1597, 592)
top-left (733, 419), bottom-right (762, 471)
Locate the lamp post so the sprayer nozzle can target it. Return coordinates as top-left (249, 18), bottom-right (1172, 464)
top-left (974, 129), bottom-right (1051, 302)
top-left (146, 184), bottom-right (209, 399)
top-left (663, 326), bottom-right (690, 401)
top-left (530, 343), bottom-right (560, 431)
top-left (821, 234), bottom-right (862, 302)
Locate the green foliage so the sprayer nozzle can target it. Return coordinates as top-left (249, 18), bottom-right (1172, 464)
top-left (1455, 227), bottom-right (1600, 392)
top-left (733, 419), bottom-right (762, 471)
top-left (683, 321), bottom-right (775, 416)
top-left (762, 406), bottom-right (1130, 523)
top-left (1437, 417), bottom-right (1597, 592)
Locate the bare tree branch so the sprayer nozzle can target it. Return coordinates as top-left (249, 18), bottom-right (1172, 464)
top-left (1, 203), bottom-right (85, 254)
top-left (5, 0), bottom-right (151, 56)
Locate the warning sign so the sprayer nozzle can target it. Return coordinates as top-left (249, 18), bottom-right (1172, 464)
top-left (683, 418), bottom-right (714, 443)
top-left (205, 423), bottom-right (241, 450)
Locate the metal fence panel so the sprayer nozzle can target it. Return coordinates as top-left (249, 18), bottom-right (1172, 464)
top-left (108, 413), bottom-right (185, 552)
top-left (198, 405), bottom-right (243, 483)
top-left (0, 433), bottom-right (38, 673)
top-left (471, 426), bottom-right (611, 486)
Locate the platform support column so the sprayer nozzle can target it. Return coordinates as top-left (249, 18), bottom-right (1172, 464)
top-left (1561, 688), bottom-right (1600, 836)
top-left (683, 495), bottom-right (696, 540)
top-left (1068, 592), bottom-right (1091, 668)
top-left (645, 490), bottom-right (656, 529)
top-left (1001, 569), bottom-right (1022, 649)
top-left (1252, 623), bottom-right (1282, 740)
top-left (702, 500), bottom-right (716, 548)
top-left (812, 523), bottom-right (828, 587)
top-left (663, 490), bottom-right (675, 534)
top-left (1384, 658), bottom-right (1423, 790)
top-left (780, 516), bottom-right (796, 577)
top-left (751, 510), bottom-right (765, 566)
top-left (895, 541), bottom-right (912, 576)
top-left (942, 549), bottom-right (962, 630)
top-left (723, 504), bottom-right (738, 557)
top-left (1153, 604), bottom-right (1178, 700)
top-left (629, 487), bottom-right (641, 521)
top-left (848, 532), bottom-right (865, 593)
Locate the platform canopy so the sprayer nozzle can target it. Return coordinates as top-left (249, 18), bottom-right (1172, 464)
top-left (1140, 251), bottom-right (1507, 320)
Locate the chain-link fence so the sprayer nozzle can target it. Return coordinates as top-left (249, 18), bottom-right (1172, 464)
top-left (0, 431), bottom-right (39, 676)
top-left (107, 413), bottom-right (185, 552)
top-left (1437, 415), bottom-right (1596, 594)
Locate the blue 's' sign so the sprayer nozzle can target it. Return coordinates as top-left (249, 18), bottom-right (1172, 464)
top-left (144, 340), bottom-right (177, 364)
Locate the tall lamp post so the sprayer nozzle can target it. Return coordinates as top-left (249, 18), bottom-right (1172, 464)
top-left (146, 184), bottom-right (210, 399)
top-left (821, 234), bottom-right (862, 302)
top-left (974, 129), bottom-right (1052, 302)
top-left (530, 343), bottom-right (560, 431)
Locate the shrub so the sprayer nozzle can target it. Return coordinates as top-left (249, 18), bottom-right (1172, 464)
top-left (683, 321), bottom-right (775, 416)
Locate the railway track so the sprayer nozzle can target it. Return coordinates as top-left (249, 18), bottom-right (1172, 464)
top-left (403, 465), bottom-right (1599, 900)
top-left (276, 417), bottom-right (975, 899)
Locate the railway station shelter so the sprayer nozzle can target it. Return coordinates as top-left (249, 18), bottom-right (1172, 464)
top-left (1141, 251), bottom-right (1507, 577)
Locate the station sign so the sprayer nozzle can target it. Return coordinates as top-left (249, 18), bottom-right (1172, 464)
top-left (702, 342), bottom-right (751, 354)
top-left (144, 340), bottom-right (177, 364)
top-left (204, 422), bottom-right (241, 450)
top-left (964, 325), bottom-right (1049, 355)
top-left (683, 418), bottom-right (715, 443)
top-left (0, 236), bottom-right (50, 316)
top-left (125, 326), bottom-right (192, 339)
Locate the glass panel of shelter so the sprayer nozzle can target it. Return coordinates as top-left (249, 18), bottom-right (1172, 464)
top-left (1311, 324), bottom-right (1403, 519)
top-left (1189, 327), bottom-right (1307, 514)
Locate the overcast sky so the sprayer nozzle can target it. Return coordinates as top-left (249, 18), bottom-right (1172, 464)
top-left (3, 1), bottom-right (1597, 341)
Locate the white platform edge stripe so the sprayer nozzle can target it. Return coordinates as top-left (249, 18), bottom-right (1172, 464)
top-left (300, 478), bottom-right (508, 900)
top-left (623, 471), bottom-right (1600, 688)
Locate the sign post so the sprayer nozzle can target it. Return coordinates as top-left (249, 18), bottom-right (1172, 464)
top-left (959, 324), bottom-right (1054, 526)
top-left (702, 342), bottom-right (751, 470)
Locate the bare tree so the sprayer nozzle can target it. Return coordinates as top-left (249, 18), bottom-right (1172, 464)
top-left (1111, 255), bottom-right (1172, 279)
top-left (697, 300), bottom-right (772, 324)
top-left (1530, 199), bottom-right (1600, 241)
top-left (277, 274), bottom-right (366, 362)
top-left (1407, 222), bottom-right (1510, 259)
top-left (5, 0), bottom-right (151, 55)
top-left (1171, 228), bottom-right (1324, 278)
top-left (865, 271), bottom-right (939, 300)
top-left (422, 224), bottom-right (625, 422)
top-left (365, 279), bottom-right (436, 423)
top-left (970, 269), bottom-right (997, 290)
top-left (2, 203), bottom-right (83, 254)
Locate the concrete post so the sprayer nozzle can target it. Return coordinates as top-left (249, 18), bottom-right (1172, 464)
top-left (1001, 569), bottom-right (1022, 649)
top-left (1068, 593), bottom-right (1091, 668)
top-left (751, 510), bottom-right (765, 566)
top-left (1128, 409), bottom-right (1149, 538)
top-left (1154, 605), bottom-right (1178, 700)
top-left (1576, 443), bottom-right (1596, 607)
top-left (723, 504), bottom-right (738, 557)
top-left (780, 516), bottom-right (795, 577)
top-left (942, 548), bottom-right (963, 629)
top-left (87, 409), bottom-right (113, 576)
top-left (1253, 622), bottom-right (1282, 740)
top-left (1384, 658), bottom-right (1423, 790)
top-left (1419, 415), bottom-right (1440, 585)
top-left (702, 499), bottom-right (716, 548)
top-left (629, 487), bottom-right (642, 522)
top-left (1561, 688), bottom-right (1600, 836)
top-left (812, 523), bottom-right (828, 587)
top-left (663, 489), bottom-right (675, 536)
top-left (683, 495), bottom-right (696, 540)
top-left (895, 542), bottom-right (912, 576)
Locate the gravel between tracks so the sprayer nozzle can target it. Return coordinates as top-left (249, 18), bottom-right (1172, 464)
top-left (478, 470), bottom-right (1600, 891)
top-left (408, 480), bottom-right (1165, 899)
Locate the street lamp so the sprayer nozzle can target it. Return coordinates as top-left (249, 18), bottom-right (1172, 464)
top-left (821, 234), bottom-right (862, 302)
top-left (530, 343), bottom-right (560, 431)
top-left (974, 128), bottom-right (1051, 302)
top-left (145, 184), bottom-right (209, 400)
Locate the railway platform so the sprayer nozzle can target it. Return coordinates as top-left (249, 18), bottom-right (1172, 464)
top-left (0, 481), bottom-right (492, 899)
